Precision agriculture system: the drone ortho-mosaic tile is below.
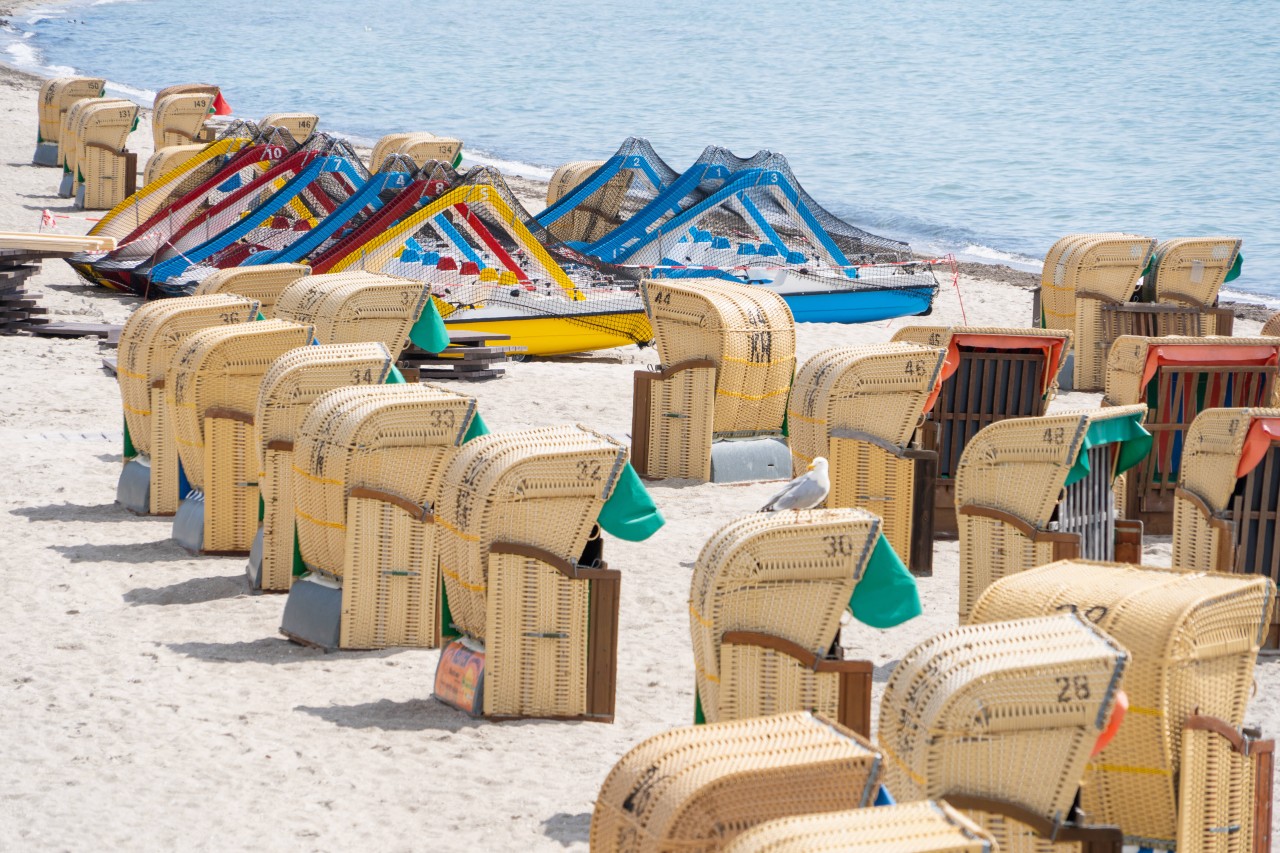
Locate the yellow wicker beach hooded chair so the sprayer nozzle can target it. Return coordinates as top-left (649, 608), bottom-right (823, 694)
top-left (284, 384), bottom-right (478, 649)
top-left (368, 133), bottom-right (419, 172)
top-left (890, 325), bottom-right (1072, 533)
top-left (1148, 236), bottom-right (1242, 314)
top-left (1104, 335), bottom-right (1280, 534)
top-left (167, 319), bottom-right (315, 554)
top-left (690, 508), bottom-right (921, 736)
top-left (787, 343), bottom-right (945, 573)
top-left (970, 561), bottom-right (1276, 851)
top-left (152, 91), bottom-right (218, 149)
top-left (72, 100), bottom-right (140, 210)
top-left (878, 612), bottom-right (1128, 852)
top-left (393, 133), bottom-right (464, 171)
top-left (273, 271), bottom-right (428, 357)
top-left (591, 711), bottom-right (882, 853)
top-left (153, 83), bottom-right (219, 106)
top-left (142, 143), bottom-right (206, 187)
top-left (545, 159), bottom-right (633, 244)
top-left (722, 801), bottom-right (995, 853)
top-left (261, 112), bottom-right (318, 142)
top-left (632, 279), bottom-right (796, 482)
top-left (34, 76), bottom-right (104, 166)
top-left (954, 405), bottom-right (1150, 620)
top-left (192, 262), bottom-right (311, 318)
top-left (1172, 406), bottom-right (1280, 648)
top-left (57, 96), bottom-right (119, 196)
top-left (115, 294), bottom-right (260, 516)
top-left (248, 342), bottom-right (394, 593)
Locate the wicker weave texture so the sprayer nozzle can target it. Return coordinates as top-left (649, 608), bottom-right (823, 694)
top-left (643, 365), bottom-right (715, 480)
top-left (1039, 233), bottom-right (1148, 330)
top-left (74, 100), bottom-right (139, 209)
top-left (37, 77), bottom-right (104, 146)
top-left (152, 93), bottom-right (214, 149)
top-left (1104, 335), bottom-right (1280, 407)
top-left (143, 144), bottom-right (204, 186)
top-left (829, 439), bottom-right (917, 566)
top-left (1150, 237), bottom-right (1242, 308)
top-left (969, 560), bottom-right (1275, 846)
top-left (721, 801), bottom-right (994, 853)
top-left (274, 271), bottom-right (426, 355)
top-left (152, 83), bottom-right (219, 106)
top-left (787, 343), bottom-right (945, 472)
top-left (644, 279), bottom-right (796, 435)
top-left (192, 263), bottom-right (311, 317)
top-left (890, 324), bottom-right (1072, 402)
top-left (435, 424), bottom-right (628, 639)
top-left (369, 133), bottom-right (420, 172)
top-left (396, 135), bottom-right (463, 170)
top-left (260, 112), bottom-right (318, 141)
top-left (591, 712), bottom-right (881, 853)
top-left (879, 613), bottom-right (1127, 825)
top-left (1176, 724), bottom-right (1257, 853)
top-left (690, 509), bottom-right (880, 723)
top-left (546, 159), bottom-right (633, 243)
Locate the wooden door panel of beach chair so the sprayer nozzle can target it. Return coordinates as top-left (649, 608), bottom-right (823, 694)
top-left (143, 144), bottom-right (205, 187)
top-left (970, 561), bottom-right (1276, 849)
top-left (116, 294), bottom-right (260, 514)
top-left (261, 113), bottom-right (318, 142)
top-left (1173, 407), bottom-right (1280, 648)
top-left (254, 343), bottom-right (393, 592)
top-left (192, 263), bottom-right (311, 318)
top-left (152, 93), bottom-right (216, 149)
top-left (879, 613), bottom-right (1128, 850)
top-left (274, 271), bottom-right (427, 356)
top-left (644, 279), bottom-right (796, 436)
top-left (721, 801), bottom-right (996, 853)
top-left (955, 405), bottom-right (1150, 620)
top-left (590, 711), bottom-right (882, 853)
top-left (1105, 336), bottom-right (1280, 535)
top-left (630, 360), bottom-right (715, 479)
top-left (76, 101), bottom-right (140, 210)
top-left (690, 509), bottom-right (880, 735)
top-left (168, 320), bottom-right (315, 552)
top-left (35, 77), bottom-right (104, 164)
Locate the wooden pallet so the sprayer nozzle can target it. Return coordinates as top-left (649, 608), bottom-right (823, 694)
top-left (29, 322), bottom-right (118, 339)
top-left (397, 331), bottom-right (526, 381)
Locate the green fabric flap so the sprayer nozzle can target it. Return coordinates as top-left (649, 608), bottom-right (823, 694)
top-left (123, 416), bottom-right (136, 460)
top-left (463, 412), bottom-right (490, 443)
top-left (1225, 252), bottom-right (1244, 283)
top-left (848, 534), bottom-right (921, 628)
top-left (409, 299), bottom-right (449, 354)
top-left (386, 365), bottom-right (405, 384)
top-left (694, 689), bottom-right (706, 725)
top-left (597, 463), bottom-right (665, 542)
top-left (292, 522), bottom-right (306, 577)
top-left (1063, 412), bottom-right (1152, 487)
top-left (258, 495), bottom-right (264, 522)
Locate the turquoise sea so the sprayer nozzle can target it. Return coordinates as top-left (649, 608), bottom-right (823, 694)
top-left (3, 0), bottom-right (1278, 300)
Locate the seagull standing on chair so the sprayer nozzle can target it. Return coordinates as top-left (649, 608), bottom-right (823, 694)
top-left (759, 457), bottom-right (829, 512)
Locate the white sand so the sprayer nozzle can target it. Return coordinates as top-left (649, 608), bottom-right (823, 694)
top-left (0, 57), bottom-right (1275, 850)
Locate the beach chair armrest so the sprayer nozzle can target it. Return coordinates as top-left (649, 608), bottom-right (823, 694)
top-left (958, 503), bottom-right (1081, 559)
top-left (651, 358), bottom-right (717, 379)
top-left (348, 486), bottom-right (431, 523)
top-left (265, 439), bottom-right (293, 452)
top-left (489, 541), bottom-right (615, 580)
top-left (204, 407), bottom-right (254, 425)
top-left (939, 793), bottom-right (1123, 853)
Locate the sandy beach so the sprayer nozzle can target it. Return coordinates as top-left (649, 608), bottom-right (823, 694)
top-left (0, 54), bottom-right (1276, 850)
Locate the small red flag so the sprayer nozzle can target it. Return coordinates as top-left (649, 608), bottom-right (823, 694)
top-left (40, 209), bottom-right (57, 231)
top-left (211, 91), bottom-right (233, 116)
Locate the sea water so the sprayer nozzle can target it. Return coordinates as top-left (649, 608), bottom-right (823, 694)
top-left (3, 0), bottom-right (1278, 300)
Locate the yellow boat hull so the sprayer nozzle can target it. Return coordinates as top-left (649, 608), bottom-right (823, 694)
top-left (443, 310), bottom-right (653, 357)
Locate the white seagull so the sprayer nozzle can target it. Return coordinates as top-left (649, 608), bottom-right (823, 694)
top-left (759, 457), bottom-right (830, 512)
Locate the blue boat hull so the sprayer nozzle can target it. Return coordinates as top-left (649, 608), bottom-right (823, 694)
top-left (780, 286), bottom-right (935, 324)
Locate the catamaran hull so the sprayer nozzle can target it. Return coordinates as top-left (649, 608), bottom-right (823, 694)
top-left (442, 310), bottom-right (653, 357)
top-left (778, 286), bottom-right (934, 324)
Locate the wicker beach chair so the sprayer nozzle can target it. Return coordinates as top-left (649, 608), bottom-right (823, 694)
top-left (167, 319), bottom-right (315, 553)
top-left (955, 405), bottom-right (1150, 620)
top-left (142, 143), bottom-right (205, 187)
top-left (1147, 237), bottom-right (1242, 311)
top-left (432, 424), bottom-right (629, 719)
top-left (34, 76), bottom-right (104, 166)
top-left (192, 263), bottom-right (311, 318)
top-left (690, 509), bottom-right (883, 734)
top-left (287, 384), bottom-right (477, 648)
top-left (591, 711), bottom-right (882, 853)
top-left (115, 294), bottom-right (260, 516)
top-left (970, 561), bottom-right (1276, 851)
top-left (545, 159), bottom-right (633, 244)
top-left (394, 134), bottom-right (463, 170)
top-left (890, 325), bottom-right (1072, 534)
top-left (632, 279), bottom-right (795, 482)
top-left (72, 100), bottom-right (140, 210)
top-left (1104, 335), bottom-right (1280, 534)
top-left (261, 113), bottom-right (319, 142)
top-left (152, 92), bottom-right (217, 149)
top-left (787, 343), bottom-right (945, 573)
top-left (57, 97), bottom-right (123, 197)
top-left (250, 343), bottom-right (393, 593)
top-left (369, 133), bottom-right (419, 172)
top-left (1171, 407), bottom-right (1280, 648)
top-left (722, 801), bottom-right (995, 853)
top-left (152, 83), bottom-right (219, 105)
top-left (273, 271), bottom-right (427, 356)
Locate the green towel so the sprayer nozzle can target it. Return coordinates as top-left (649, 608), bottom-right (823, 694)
top-left (1064, 412), bottom-right (1152, 487)
top-left (849, 534), bottom-right (922, 628)
top-left (597, 463), bottom-right (665, 541)
top-left (409, 299), bottom-right (449, 354)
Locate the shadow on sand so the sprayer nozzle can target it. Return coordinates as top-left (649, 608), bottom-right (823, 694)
top-left (13, 502), bottom-right (157, 524)
top-left (295, 697), bottom-right (483, 732)
top-left (124, 573), bottom-right (248, 605)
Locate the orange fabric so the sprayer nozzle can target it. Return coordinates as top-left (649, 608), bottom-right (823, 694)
top-left (1140, 344), bottom-right (1280, 388)
top-left (1236, 418), bottom-right (1280, 479)
top-left (1093, 690), bottom-right (1128, 757)
top-left (936, 333), bottom-right (1068, 397)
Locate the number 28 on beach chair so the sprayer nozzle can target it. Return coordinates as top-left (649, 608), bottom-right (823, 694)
top-left (689, 508), bottom-right (921, 737)
top-left (878, 613), bottom-right (1129, 852)
top-left (955, 405), bottom-right (1151, 620)
top-left (787, 343), bottom-right (945, 575)
top-left (1172, 407), bottom-right (1280, 649)
top-left (1104, 335), bottom-right (1280, 535)
top-left (631, 279), bottom-right (795, 483)
top-left (115, 294), bottom-right (261, 516)
top-left (970, 561), bottom-right (1277, 852)
top-left (280, 384), bottom-right (480, 649)
top-left (34, 76), bottom-right (104, 167)
top-left (890, 325), bottom-right (1072, 534)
